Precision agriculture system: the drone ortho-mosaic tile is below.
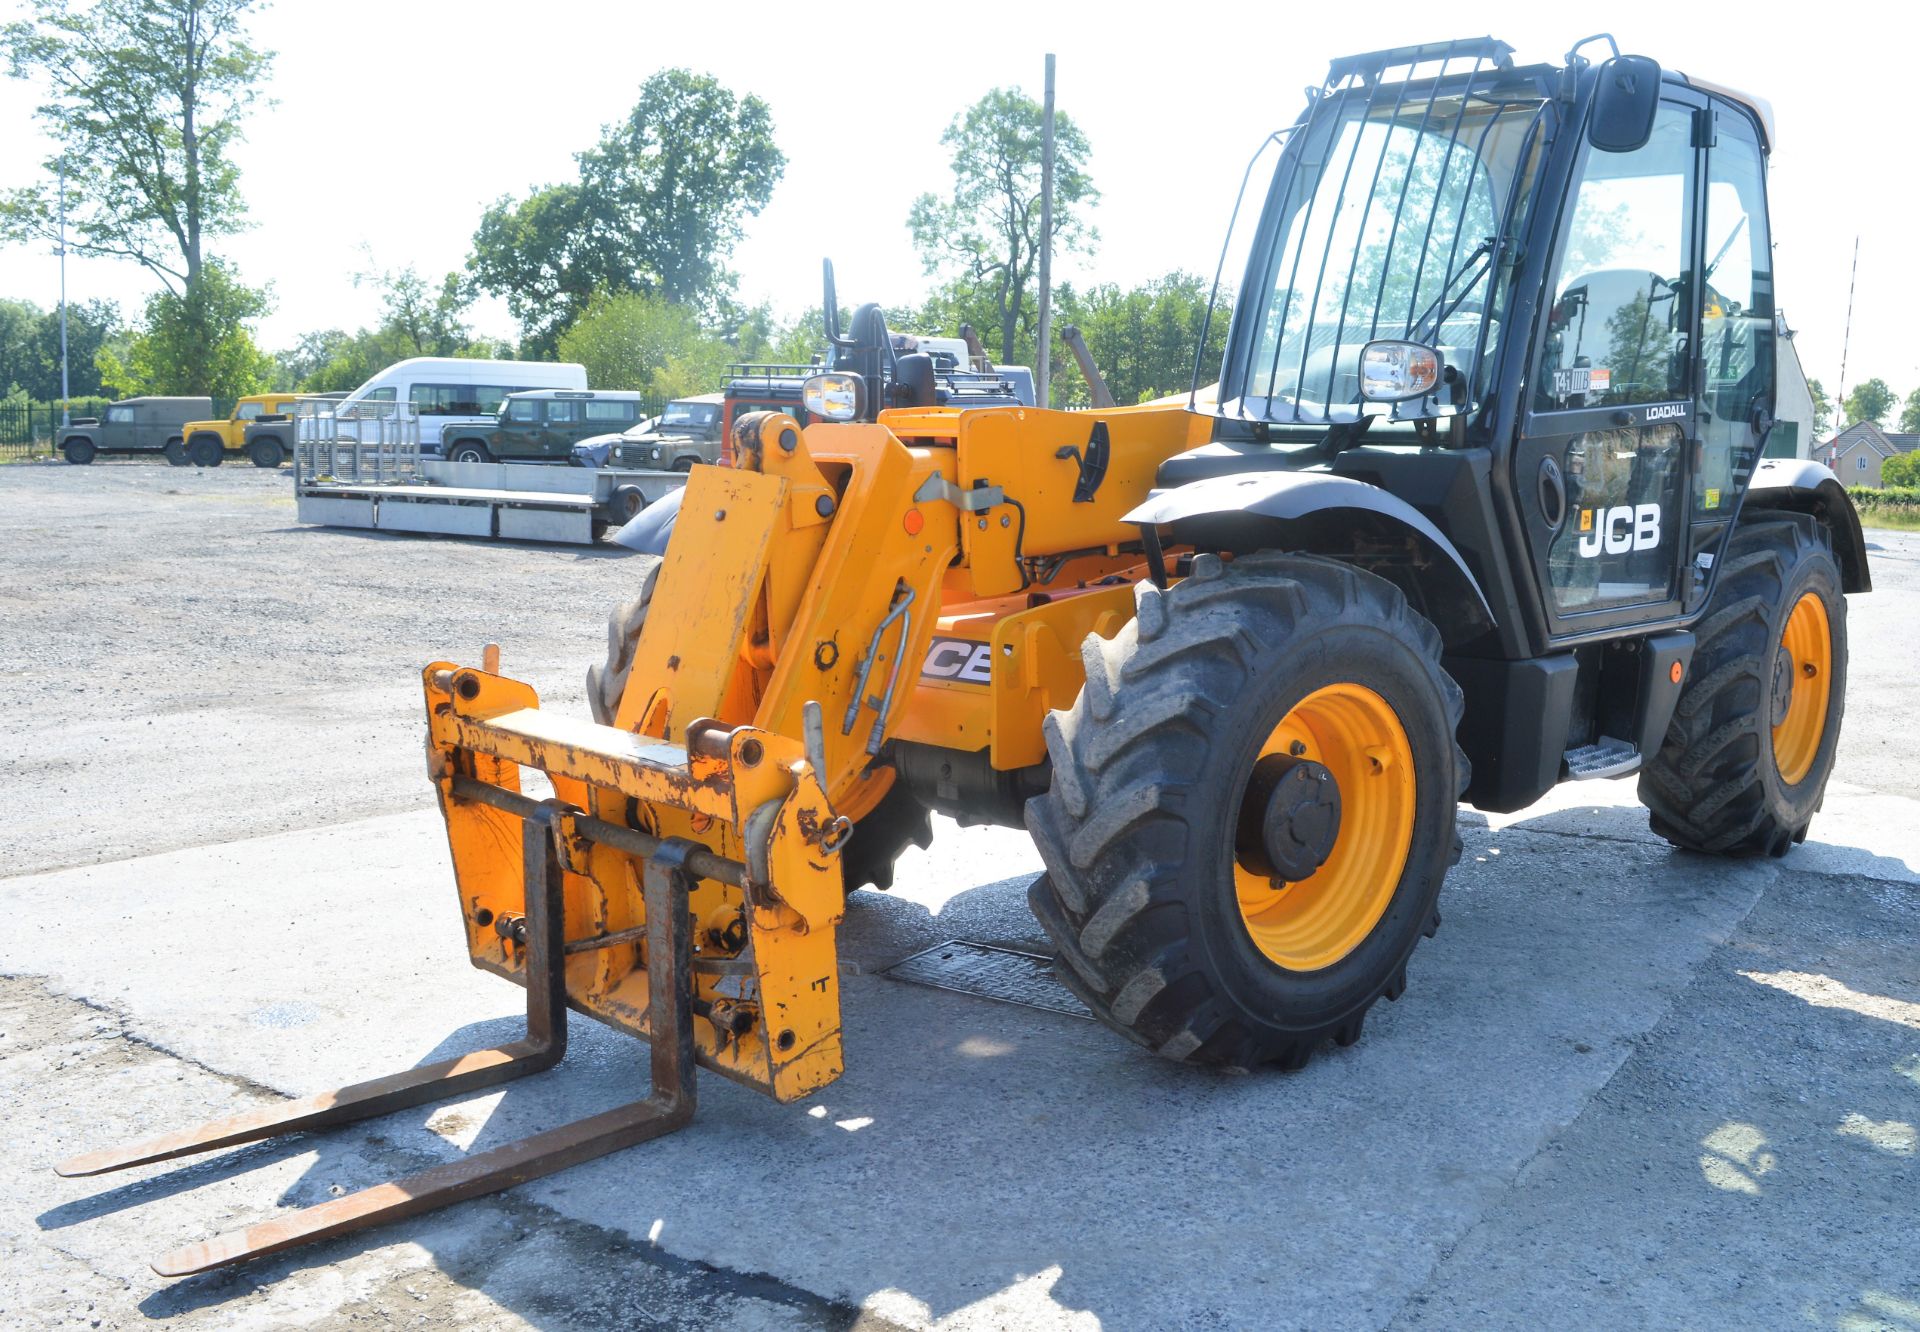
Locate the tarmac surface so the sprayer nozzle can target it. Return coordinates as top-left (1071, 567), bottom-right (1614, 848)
top-left (2, 461), bottom-right (1916, 1330)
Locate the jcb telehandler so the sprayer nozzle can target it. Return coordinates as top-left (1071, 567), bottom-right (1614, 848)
top-left (63, 36), bottom-right (1868, 1276)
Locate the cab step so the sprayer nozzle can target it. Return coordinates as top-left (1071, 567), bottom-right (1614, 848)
top-left (1564, 736), bottom-right (1641, 780)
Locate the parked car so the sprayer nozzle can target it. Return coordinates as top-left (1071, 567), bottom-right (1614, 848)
top-left (332, 357), bottom-right (588, 455)
top-left (441, 390), bottom-right (650, 464)
top-left (58, 396), bottom-right (212, 465)
top-left (574, 393), bottom-right (725, 471)
top-left (180, 393), bottom-right (302, 468)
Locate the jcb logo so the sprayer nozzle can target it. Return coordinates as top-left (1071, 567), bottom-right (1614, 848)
top-left (1577, 503), bottom-right (1661, 557)
top-left (921, 637), bottom-right (993, 686)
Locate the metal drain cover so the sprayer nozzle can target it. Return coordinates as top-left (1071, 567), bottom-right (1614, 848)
top-left (878, 941), bottom-right (1091, 1019)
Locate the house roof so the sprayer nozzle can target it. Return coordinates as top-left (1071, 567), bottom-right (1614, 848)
top-left (1887, 432), bottom-right (1920, 454)
top-left (1826, 421), bottom-right (1897, 458)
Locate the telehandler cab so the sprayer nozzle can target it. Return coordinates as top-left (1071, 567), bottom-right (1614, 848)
top-left (64, 35), bottom-right (1868, 1276)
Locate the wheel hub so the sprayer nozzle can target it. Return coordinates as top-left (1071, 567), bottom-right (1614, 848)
top-left (1238, 755), bottom-right (1343, 882)
top-left (1769, 645), bottom-right (1794, 726)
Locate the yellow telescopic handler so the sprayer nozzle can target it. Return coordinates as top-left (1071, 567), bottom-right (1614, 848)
top-left (60, 35), bottom-right (1869, 1277)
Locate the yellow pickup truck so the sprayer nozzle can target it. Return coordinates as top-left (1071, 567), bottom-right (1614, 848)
top-left (182, 393), bottom-right (302, 468)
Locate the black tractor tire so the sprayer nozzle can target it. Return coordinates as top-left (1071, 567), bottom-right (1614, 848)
top-left (163, 438), bottom-right (189, 466)
top-left (1025, 552), bottom-right (1467, 1071)
top-left (189, 436), bottom-right (223, 467)
top-left (611, 483), bottom-right (647, 523)
top-left (62, 438), bottom-right (96, 465)
top-left (1638, 514), bottom-right (1846, 856)
top-left (586, 555), bottom-right (665, 727)
top-left (248, 437), bottom-right (285, 469)
top-left (840, 781), bottom-right (935, 893)
top-left (449, 441), bottom-right (492, 465)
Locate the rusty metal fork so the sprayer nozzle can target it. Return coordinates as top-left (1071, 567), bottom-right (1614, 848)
top-left (53, 806), bottom-right (701, 1278)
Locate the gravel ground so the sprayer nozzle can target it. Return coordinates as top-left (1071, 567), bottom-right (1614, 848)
top-left (2, 459), bottom-right (1916, 1331)
top-left (1, 460), bottom-right (649, 875)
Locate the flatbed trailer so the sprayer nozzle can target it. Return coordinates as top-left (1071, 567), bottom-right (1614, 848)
top-left (294, 433), bottom-right (686, 545)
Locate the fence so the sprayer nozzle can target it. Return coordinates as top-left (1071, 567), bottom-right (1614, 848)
top-left (0, 398), bottom-right (242, 459)
top-left (0, 399), bottom-right (111, 458)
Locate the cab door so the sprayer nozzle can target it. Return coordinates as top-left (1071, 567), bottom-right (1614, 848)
top-left (1515, 90), bottom-right (1706, 640)
top-left (541, 398), bottom-right (580, 460)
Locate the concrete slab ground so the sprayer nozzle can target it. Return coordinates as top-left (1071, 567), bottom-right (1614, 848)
top-left (2, 465), bottom-right (1916, 1329)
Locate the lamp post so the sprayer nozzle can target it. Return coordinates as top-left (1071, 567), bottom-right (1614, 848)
top-left (58, 158), bottom-right (70, 428)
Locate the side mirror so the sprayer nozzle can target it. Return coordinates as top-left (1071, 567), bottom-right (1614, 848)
top-left (1588, 55), bottom-right (1661, 153)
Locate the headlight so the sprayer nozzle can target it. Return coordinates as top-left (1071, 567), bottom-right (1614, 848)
top-left (804, 372), bottom-right (865, 423)
top-left (649, 446), bottom-right (661, 460)
top-left (1358, 340), bottom-right (1442, 402)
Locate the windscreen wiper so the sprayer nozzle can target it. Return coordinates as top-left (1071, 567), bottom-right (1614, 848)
top-left (1410, 236), bottom-right (1495, 344)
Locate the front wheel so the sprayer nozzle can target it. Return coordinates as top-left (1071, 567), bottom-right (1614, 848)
top-left (449, 441), bottom-right (491, 465)
top-left (62, 438), bottom-right (96, 465)
top-left (1026, 553), bottom-right (1466, 1071)
top-left (1638, 514), bottom-right (1846, 855)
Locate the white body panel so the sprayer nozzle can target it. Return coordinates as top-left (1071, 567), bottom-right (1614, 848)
top-left (335, 357), bottom-right (588, 451)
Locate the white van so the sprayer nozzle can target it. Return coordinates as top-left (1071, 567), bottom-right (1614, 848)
top-left (336, 357), bottom-right (588, 454)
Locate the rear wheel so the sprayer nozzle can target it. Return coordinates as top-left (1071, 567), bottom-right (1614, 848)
top-left (62, 438), bottom-right (95, 465)
top-left (248, 437), bottom-right (285, 468)
top-left (163, 439), bottom-right (189, 466)
top-left (1026, 553), bottom-right (1466, 1070)
top-left (189, 436), bottom-right (223, 467)
top-left (1638, 515), bottom-right (1846, 856)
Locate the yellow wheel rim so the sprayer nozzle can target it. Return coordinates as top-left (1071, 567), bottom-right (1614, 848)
top-left (1771, 592), bottom-right (1831, 786)
top-left (1233, 683), bottom-right (1416, 972)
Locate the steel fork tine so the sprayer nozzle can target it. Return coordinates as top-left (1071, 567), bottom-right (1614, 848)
top-left (56, 810), bottom-right (571, 1179)
top-left (145, 835), bottom-right (699, 1277)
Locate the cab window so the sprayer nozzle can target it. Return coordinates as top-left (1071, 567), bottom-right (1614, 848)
top-left (236, 402), bottom-right (264, 420)
top-left (546, 400), bottom-right (580, 424)
top-left (1696, 109), bottom-right (1772, 514)
top-left (505, 399), bottom-right (538, 423)
top-left (106, 405), bottom-right (133, 423)
top-left (1536, 102), bottom-right (1696, 411)
top-left (584, 400), bottom-right (632, 422)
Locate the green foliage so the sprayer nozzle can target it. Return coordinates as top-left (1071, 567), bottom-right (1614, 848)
top-left (1805, 377), bottom-right (1831, 437)
top-left (0, 295), bottom-right (119, 400)
top-left (556, 290), bottom-right (726, 400)
top-left (909, 87), bottom-right (1098, 362)
top-left (96, 259), bottom-right (272, 398)
top-left (1842, 377), bottom-right (1896, 428)
top-left (0, 0), bottom-right (270, 296)
top-left (469, 69), bottom-right (784, 354)
top-left (1879, 450), bottom-right (1920, 489)
top-left (1050, 273), bottom-right (1228, 408)
top-left (1848, 484), bottom-right (1920, 530)
top-left (278, 259), bottom-right (507, 393)
top-left (1900, 387), bottom-right (1920, 434)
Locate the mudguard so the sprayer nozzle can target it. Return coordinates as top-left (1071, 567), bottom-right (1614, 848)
top-left (1742, 458), bottom-right (1871, 593)
top-left (1125, 471), bottom-right (1495, 639)
top-left (611, 483), bottom-right (681, 554)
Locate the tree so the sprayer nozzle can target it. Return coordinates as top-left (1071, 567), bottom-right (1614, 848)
top-left (1899, 387), bottom-right (1920, 434)
top-left (1050, 273), bottom-right (1229, 408)
top-left (96, 258), bottom-right (271, 399)
top-left (1881, 449), bottom-right (1920, 488)
top-left (1806, 377), bottom-right (1832, 438)
top-left (355, 253), bottom-right (472, 358)
top-left (1842, 377), bottom-right (1896, 428)
top-left (909, 88), bottom-right (1098, 362)
top-left (468, 69), bottom-right (784, 353)
top-left (1, 0), bottom-right (270, 304)
top-left (556, 290), bottom-right (727, 401)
